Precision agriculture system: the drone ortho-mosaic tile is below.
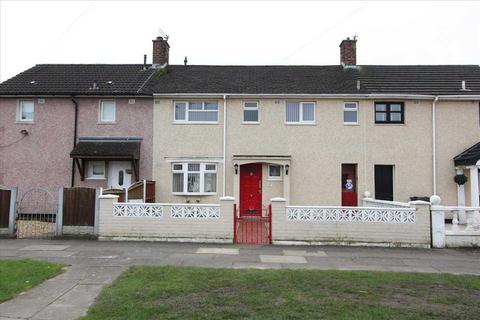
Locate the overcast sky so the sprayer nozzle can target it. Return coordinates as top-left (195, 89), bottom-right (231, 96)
top-left (0, 0), bottom-right (479, 82)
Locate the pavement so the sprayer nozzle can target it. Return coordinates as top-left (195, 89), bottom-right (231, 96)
top-left (0, 239), bottom-right (479, 320)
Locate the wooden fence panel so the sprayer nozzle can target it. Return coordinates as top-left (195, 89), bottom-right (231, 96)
top-left (63, 187), bottom-right (95, 226)
top-left (0, 189), bottom-right (11, 228)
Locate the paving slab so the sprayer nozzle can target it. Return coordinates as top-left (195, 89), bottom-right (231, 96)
top-left (232, 262), bottom-right (282, 269)
top-left (259, 255), bottom-right (307, 264)
top-left (196, 247), bottom-right (239, 255)
top-left (283, 250), bottom-right (328, 257)
top-left (20, 245), bottom-right (70, 251)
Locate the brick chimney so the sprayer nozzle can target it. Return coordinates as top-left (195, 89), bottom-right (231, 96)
top-left (152, 36), bottom-right (170, 66)
top-left (340, 37), bottom-right (357, 66)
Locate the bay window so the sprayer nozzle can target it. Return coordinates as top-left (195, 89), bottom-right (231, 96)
top-left (174, 101), bottom-right (218, 123)
top-left (172, 163), bottom-right (217, 194)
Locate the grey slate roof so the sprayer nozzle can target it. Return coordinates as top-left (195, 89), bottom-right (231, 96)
top-left (1, 63), bottom-right (480, 96)
top-left (0, 64), bottom-right (154, 95)
top-left (454, 142), bottom-right (480, 166)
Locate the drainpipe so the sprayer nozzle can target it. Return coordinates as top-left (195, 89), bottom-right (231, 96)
top-left (222, 94), bottom-right (227, 197)
top-left (71, 98), bottom-right (79, 187)
top-left (432, 96), bottom-right (439, 195)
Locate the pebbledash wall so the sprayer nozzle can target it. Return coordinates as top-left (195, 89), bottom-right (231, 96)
top-left (152, 97), bottom-right (480, 207)
top-left (0, 97), bottom-right (153, 201)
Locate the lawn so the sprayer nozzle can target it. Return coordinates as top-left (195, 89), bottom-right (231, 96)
top-left (84, 266), bottom-right (480, 320)
top-left (0, 259), bottom-right (64, 302)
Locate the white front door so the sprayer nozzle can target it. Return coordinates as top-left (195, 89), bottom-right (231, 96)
top-left (108, 161), bottom-right (132, 189)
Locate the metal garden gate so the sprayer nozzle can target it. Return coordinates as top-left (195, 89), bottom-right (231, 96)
top-left (16, 188), bottom-right (57, 239)
top-left (234, 204), bottom-right (272, 244)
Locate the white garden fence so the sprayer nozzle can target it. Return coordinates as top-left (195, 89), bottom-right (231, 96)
top-left (98, 195), bottom-right (233, 243)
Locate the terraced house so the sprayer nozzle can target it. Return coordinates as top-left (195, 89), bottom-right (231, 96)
top-left (1, 36), bottom-right (480, 245)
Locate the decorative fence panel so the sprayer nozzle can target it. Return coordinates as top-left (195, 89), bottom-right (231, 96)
top-left (286, 207), bottom-right (416, 224)
top-left (113, 203), bottom-right (163, 218)
top-left (63, 187), bottom-right (96, 226)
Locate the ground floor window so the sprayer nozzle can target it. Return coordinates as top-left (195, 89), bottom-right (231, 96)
top-left (268, 164), bottom-right (282, 181)
top-left (87, 161), bottom-right (106, 179)
top-left (172, 163), bottom-right (217, 195)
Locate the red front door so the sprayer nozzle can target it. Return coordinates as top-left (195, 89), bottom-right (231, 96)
top-left (240, 163), bottom-right (262, 216)
top-left (341, 164), bottom-right (358, 206)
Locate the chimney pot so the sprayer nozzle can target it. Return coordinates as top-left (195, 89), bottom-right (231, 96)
top-left (340, 37), bottom-right (357, 66)
top-left (152, 36), bottom-right (170, 66)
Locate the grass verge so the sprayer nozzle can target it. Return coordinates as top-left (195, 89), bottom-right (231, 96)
top-left (0, 259), bottom-right (64, 302)
top-left (84, 266), bottom-right (480, 319)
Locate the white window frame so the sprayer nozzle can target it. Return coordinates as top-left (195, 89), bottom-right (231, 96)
top-left (87, 161), bottom-right (106, 180)
top-left (99, 100), bottom-right (116, 123)
top-left (172, 162), bottom-right (217, 195)
top-left (268, 164), bottom-right (283, 181)
top-left (343, 101), bottom-right (359, 125)
top-left (173, 101), bottom-right (219, 124)
top-left (242, 101), bottom-right (259, 124)
top-left (17, 100), bottom-right (35, 122)
top-left (285, 101), bottom-right (316, 124)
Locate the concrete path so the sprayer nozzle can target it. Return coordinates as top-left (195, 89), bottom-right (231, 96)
top-left (0, 239), bottom-right (479, 319)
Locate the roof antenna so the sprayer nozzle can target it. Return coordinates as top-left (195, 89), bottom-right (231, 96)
top-left (157, 28), bottom-right (169, 41)
top-left (184, 56), bottom-right (188, 66)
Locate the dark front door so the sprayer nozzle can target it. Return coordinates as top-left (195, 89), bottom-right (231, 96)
top-left (240, 163), bottom-right (262, 216)
top-left (375, 165), bottom-right (394, 201)
top-left (341, 164), bottom-right (357, 206)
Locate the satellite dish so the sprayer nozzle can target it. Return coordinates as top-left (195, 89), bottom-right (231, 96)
top-left (158, 28), bottom-right (169, 41)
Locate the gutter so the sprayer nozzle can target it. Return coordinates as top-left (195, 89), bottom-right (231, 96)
top-left (152, 93), bottom-right (439, 99)
top-left (222, 94), bottom-right (227, 197)
top-left (71, 98), bottom-right (78, 187)
top-left (432, 96), bottom-right (439, 195)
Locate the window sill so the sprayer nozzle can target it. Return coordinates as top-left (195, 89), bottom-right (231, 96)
top-left (284, 122), bottom-right (316, 126)
top-left (15, 121), bottom-right (35, 125)
top-left (343, 123), bottom-right (359, 126)
top-left (172, 121), bottom-right (219, 125)
top-left (86, 177), bottom-right (106, 180)
top-left (374, 123), bottom-right (406, 126)
top-left (172, 192), bottom-right (217, 196)
top-left (267, 178), bottom-right (283, 182)
top-left (242, 121), bottom-right (260, 125)
top-left (97, 121), bottom-right (117, 125)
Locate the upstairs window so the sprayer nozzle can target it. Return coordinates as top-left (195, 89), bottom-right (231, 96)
top-left (172, 163), bottom-right (217, 194)
top-left (18, 100), bottom-right (34, 122)
top-left (375, 102), bottom-right (404, 124)
top-left (243, 101), bottom-right (259, 123)
top-left (174, 101), bottom-right (218, 123)
top-left (285, 101), bottom-right (315, 124)
top-left (344, 102), bottom-right (358, 124)
top-left (100, 100), bottom-right (116, 122)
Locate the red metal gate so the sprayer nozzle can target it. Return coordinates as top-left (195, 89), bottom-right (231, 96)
top-left (234, 204), bottom-right (272, 244)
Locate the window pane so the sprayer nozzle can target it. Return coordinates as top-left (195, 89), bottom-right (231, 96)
top-left (204, 102), bottom-right (218, 110)
top-left (92, 162), bottom-right (104, 175)
top-left (189, 102), bottom-right (202, 110)
top-left (302, 103), bottom-right (315, 121)
top-left (101, 101), bottom-right (115, 121)
top-left (173, 164), bottom-right (183, 171)
top-left (188, 110), bottom-right (218, 122)
top-left (286, 102), bottom-right (300, 122)
top-left (21, 101), bottom-right (34, 120)
top-left (390, 104), bottom-right (402, 111)
top-left (244, 109), bottom-right (259, 122)
top-left (390, 112), bottom-right (402, 122)
top-left (118, 171), bottom-right (124, 186)
top-left (244, 102), bottom-right (258, 109)
top-left (375, 104), bottom-right (386, 111)
top-left (204, 173), bottom-right (217, 192)
top-left (175, 102), bottom-right (186, 120)
top-left (173, 173), bottom-right (184, 192)
top-left (188, 163), bottom-right (200, 171)
top-left (269, 165), bottom-right (281, 177)
top-left (187, 173), bottom-right (200, 192)
top-left (344, 102), bottom-right (357, 110)
top-left (344, 110), bottom-right (358, 123)
top-left (205, 164), bottom-right (216, 171)
top-left (376, 112), bottom-right (387, 122)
